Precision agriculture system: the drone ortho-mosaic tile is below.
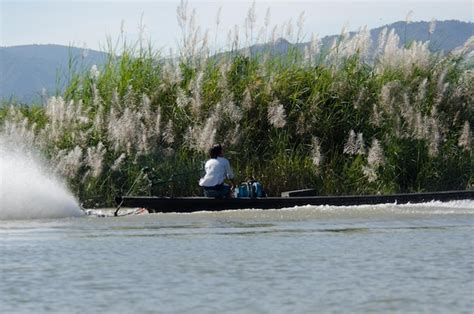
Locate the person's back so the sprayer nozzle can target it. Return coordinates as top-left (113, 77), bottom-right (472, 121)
top-left (199, 157), bottom-right (233, 187)
top-left (199, 144), bottom-right (234, 198)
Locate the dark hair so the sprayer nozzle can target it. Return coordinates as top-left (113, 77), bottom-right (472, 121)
top-left (209, 144), bottom-right (223, 159)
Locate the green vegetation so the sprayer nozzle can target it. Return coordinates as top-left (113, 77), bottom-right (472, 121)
top-left (1, 14), bottom-right (472, 206)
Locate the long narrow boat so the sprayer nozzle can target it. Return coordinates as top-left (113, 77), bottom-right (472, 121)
top-left (115, 190), bottom-right (473, 214)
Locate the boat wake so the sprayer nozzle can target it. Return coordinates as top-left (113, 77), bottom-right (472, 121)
top-left (260, 199), bottom-right (473, 214)
top-left (84, 207), bottom-right (148, 217)
top-left (91, 199), bottom-right (473, 220)
top-left (0, 135), bottom-right (83, 220)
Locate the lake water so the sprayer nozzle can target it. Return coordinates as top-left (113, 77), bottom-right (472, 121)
top-left (1, 201), bottom-right (473, 313)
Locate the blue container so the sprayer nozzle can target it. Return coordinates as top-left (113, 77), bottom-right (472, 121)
top-left (234, 181), bottom-right (264, 198)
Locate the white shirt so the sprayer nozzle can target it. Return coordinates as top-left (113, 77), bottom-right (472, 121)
top-left (199, 157), bottom-right (234, 187)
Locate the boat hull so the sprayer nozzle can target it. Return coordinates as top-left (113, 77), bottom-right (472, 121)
top-left (116, 190), bottom-right (473, 213)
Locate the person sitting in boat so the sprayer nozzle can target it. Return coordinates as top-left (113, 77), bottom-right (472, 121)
top-left (199, 144), bottom-right (235, 198)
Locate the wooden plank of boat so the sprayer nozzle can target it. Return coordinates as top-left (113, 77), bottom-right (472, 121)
top-left (116, 190), bottom-right (474, 213)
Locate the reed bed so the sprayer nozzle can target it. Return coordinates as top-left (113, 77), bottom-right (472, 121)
top-left (1, 3), bottom-right (473, 206)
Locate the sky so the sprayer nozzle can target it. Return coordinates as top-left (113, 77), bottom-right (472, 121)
top-left (1, 0), bottom-right (473, 52)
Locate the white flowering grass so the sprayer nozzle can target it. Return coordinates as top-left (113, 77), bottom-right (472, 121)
top-left (1, 4), bottom-right (472, 202)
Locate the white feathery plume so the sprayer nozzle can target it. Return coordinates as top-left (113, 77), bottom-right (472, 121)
top-left (218, 60), bottom-right (231, 90)
top-left (92, 102), bottom-right (104, 132)
top-left (310, 33), bottom-right (321, 55)
top-left (305, 33), bottom-right (321, 65)
top-left (405, 10), bottom-right (414, 24)
top-left (376, 29), bottom-right (431, 74)
top-left (76, 128), bottom-right (93, 148)
top-left (427, 116), bottom-right (441, 157)
top-left (458, 121), bottom-right (472, 152)
top-left (401, 93), bottom-right (414, 137)
top-left (176, 87), bottom-right (189, 108)
top-left (215, 6), bottom-right (222, 29)
top-left (416, 78), bottom-right (428, 106)
top-left (285, 18), bottom-right (294, 42)
top-left (356, 133), bottom-right (366, 155)
top-left (343, 130), bottom-right (357, 155)
top-left (413, 112), bottom-right (425, 140)
top-left (367, 139), bottom-right (385, 167)
top-left (405, 41), bottom-right (431, 71)
top-left (2, 116), bottom-right (36, 147)
top-left (183, 126), bottom-right (196, 149)
top-left (339, 26), bottom-right (372, 61)
top-left (45, 96), bottom-right (70, 141)
top-left (223, 100), bottom-right (243, 123)
top-left (267, 100), bottom-right (287, 128)
top-left (107, 107), bottom-right (139, 153)
top-left (137, 122), bottom-right (150, 155)
top-left (193, 104), bottom-right (221, 153)
top-left (141, 93), bottom-right (151, 110)
top-left (296, 11), bottom-right (305, 42)
top-left (75, 100), bottom-right (89, 125)
top-left (228, 124), bottom-right (242, 146)
top-left (452, 36), bottom-right (474, 57)
top-left (393, 115), bottom-right (403, 139)
top-left (111, 153), bottom-right (126, 171)
top-left (375, 29), bottom-right (399, 73)
top-left (304, 46), bottom-right (311, 66)
top-left (362, 139), bottom-right (385, 183)
top-left (197, 117), bottom-right (218, 152)
top-left (161, 60), bottom-right (180, 85)
top-left (226, 28), bottom-right (233, 51)
top-left (153, 108), bottom-right (162, 139)
top-left (375, 27), bottom-right (388, 56)
top-left (190, 70), bottom-right (204, 114)
top-left (176, 0), bottom-right (188, 31)
top-left (376, 30), bottom-right (429, 74)
top-left (123, 85), bottom-right (135, 108)
top-left (85, 142), bottom-right (106, 178)
top-left (140, 94), bottom-right (152, 130)
top-left (371, 103), bottom-right (382, 127)
top-left (54, 146), bottom-right (83, 178)
top-left (111, 88), bottom-right (120, 109)
top-left (242, 47), bottom-right (251, 58)
top-left (379, 82), bottom-right (396, 115)
top-left (163, 120), bottom-right (175, 145)
top-left (91, 83), bottom-right (103, 110)
top-left (296, 113), bottom-right (308, 135)
top-left (311, 137), bottom-right (323, 168)
top-left (190, 91), bottom-right (202, 115)
top-left (434, 68), bottom-right (449, 108)
top-left (187, 9), bottom-right (199, 60)
top-left (325, 26), bottom-right (349, 66)
top-left (200, 28), bottom-right (210, 60)
top-left (271, 25), bottom-right (278, 44)
top-left (245, 0), bottom-right (257, 44)
top-left (242, 87), bottom-right (253, 109)
top-left (233, 24), bottom-right (240, 50)
top-left (89, 64), bottom-right (100, 81)
top-left (429, 18), bottom-right (437, 35)
top-left (362, 165), bottom-right (378, 183)
top-left (354, 87), bottom-right (366, 110)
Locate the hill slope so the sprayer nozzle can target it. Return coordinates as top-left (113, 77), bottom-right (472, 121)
top-left (0, 44), bottom-right (107, 104)
top-left (1, 20), bottom-right (472, 104)
top-left (251, 20), bottom-right (473, 56)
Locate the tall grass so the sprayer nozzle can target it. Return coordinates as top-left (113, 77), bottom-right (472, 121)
top-left (1, 4), bottom-right (473, 205)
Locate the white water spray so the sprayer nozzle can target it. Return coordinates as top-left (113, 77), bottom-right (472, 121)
top-left (0, 135), bottom-right (83, 220)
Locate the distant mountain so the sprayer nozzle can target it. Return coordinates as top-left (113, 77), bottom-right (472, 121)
top-left (1, 20), bottom-right (472, 105)
top-left (370, 20), bottom-right (473, 52)
top-left (250, 20), bottom-right (473, 57)
top-left (0, 44), bottom-right (107, 104)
